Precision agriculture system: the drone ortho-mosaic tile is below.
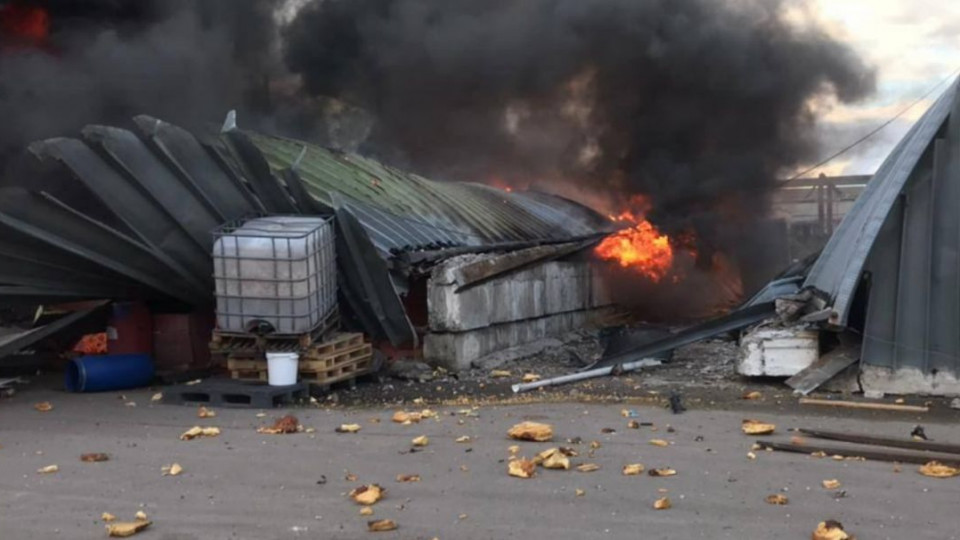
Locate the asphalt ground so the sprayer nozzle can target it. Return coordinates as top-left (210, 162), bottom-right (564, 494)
top-left (1, 382), bottom-right (958, 540)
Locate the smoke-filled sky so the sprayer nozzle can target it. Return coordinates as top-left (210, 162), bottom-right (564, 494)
top-left (799, 0), bottom-right (960, 176)
top-left (0, 0), bottom-right (953, 210)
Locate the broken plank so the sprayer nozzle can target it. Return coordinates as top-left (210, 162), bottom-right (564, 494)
top-left (786, 344), bottom-right (859, 395)
top-left (798, 397), bottom-right (928, 412)
top-left (798, 428), bottom-right (960, 455)
top-left (757, 440), bottom-right (960, 467)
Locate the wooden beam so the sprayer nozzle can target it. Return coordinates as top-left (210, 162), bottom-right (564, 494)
top-left (798, 428), bottom-right (960, 455)
top-left (799, 397), bottom-right (928, 412)
top-left (757, 440), bottom-right (960, 466)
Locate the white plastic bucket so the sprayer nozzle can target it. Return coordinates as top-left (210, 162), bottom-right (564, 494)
top-left (266, 352), bottom-right (299, 386)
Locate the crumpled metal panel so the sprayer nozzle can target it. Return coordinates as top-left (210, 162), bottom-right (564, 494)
top-left (246, 132), bottom-right (611, 253)
top-left (803, 78), bottom-right (959, 325)
top-left (859, 80), bottom-right (960, 375)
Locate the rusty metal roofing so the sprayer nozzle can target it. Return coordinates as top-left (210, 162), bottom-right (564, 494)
top-left (246, 132), bottom-right (611, 256)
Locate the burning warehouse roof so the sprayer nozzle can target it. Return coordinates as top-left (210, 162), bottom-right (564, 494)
top-left (0, 114), bottom-right (612, 351)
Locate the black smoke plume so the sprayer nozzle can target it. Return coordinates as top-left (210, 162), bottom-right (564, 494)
top-left (283, 0), bottom-right (874, 241)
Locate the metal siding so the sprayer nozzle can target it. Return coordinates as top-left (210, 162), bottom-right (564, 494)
top-left (857, 81), bottom-right (960, 377)
top-left (804, 79), bottom-right (959, 324)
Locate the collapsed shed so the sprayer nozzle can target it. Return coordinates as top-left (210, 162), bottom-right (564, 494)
top-left (0, 113), bottom-right (613, 370)
top-left (737, 77), bottom-right (960, 396)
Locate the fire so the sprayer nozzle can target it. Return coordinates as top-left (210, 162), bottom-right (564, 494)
top-left (0, 2), bottom-right (49, 48)
top-left (595, 209), bottom-right (674, 282)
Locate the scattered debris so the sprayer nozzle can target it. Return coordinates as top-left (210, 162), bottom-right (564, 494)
top-left (396, 474), bottom-right (421, 482)
top-left (420, 409), bottom-right (438, 419)
top-left (765, 494), bottom-right (789, 505)
top-left (742, 391), bottom-right (763, 400)
top-left (822, 479), bottom-right (842, 490)
top-left (508, 445), bottom-right (519, 454)
top-left (37, 465), bottom-right (58, 474)
top-left (648, 468), bottom-right (677, 477)
top-left (621, 409), bottom-right (639, 417)
top-left (80, 453), bottom-right (109, 462)
top-left (392, 411), bottom-right (422, 424)
top-left (106, 520), bottom-right (151, 537)
top-left (950, 398), bottom-right (960, 410)
top-left (668, 391), bottom-right (685, 414)
top-left (135, 511), bottom-right (148, 521)
top-left (508, 458), bottom-right (537, 478)
top-left (455, 436), bottom-right (471, 443)
top-left (589, 440), bottom-right (602, 449)
top-left (811, 520), bottom-right (849, 540)
top-left (600, 427), bottom-right (616, 434)
top-left (258, 415), bottom-right (300, 435)
top-left (627, 420), bottom-right (640, 429)
top-left (336, 424), bottom-right (362, 433)
top-left (360, 506), bottom-right (374, 516)
top-left (197, 406), bottom-right (216, 418)
top-left (179, 426), bottom-right (221, 440)
top-left (151, 393), bottom-right (163, 402)
top-left (34, 402), bottom-right (54, 412)
top-left (741, 419), bottom-right (776, 435)
top-left (367, 519), bottom-right (398, 532)
top-left (653, 497), bottom-right (672, 510)
top-left (490, 370), bottom-right (512, 378)
top-left (411, 435), bottom-right (429, 447)
top-left (507, 421), bottom-right (553, 442)
top-left (521, 373), bottom-right (541, 383)
top-left (910, 425), bottom-right (928, 441)
top-left (746, 452), bottom-right (757, 460)
top-left (919, 461), bottom-right (960, 478)
top-left (622, 464), bottom-right (645, 475)
top-left (350, 485), bottom-right (384, 505)
top-left (799, 397), bottom-right (928, 413)
top-left (649, 439), bottom-right (669, 447)
top-left (162, 463), bottom-right (183, 476)
top-left (537, 448), bottom-right (571, 470)
top-left (576, 463), bottom-right (600, 473)
top-left (575, 489), bottom-right (585, 496)
top-left (101, 513), bottom-right (116, 522)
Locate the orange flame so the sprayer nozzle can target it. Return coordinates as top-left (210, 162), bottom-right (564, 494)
top-left (595, 209), bottom-right (674, 282)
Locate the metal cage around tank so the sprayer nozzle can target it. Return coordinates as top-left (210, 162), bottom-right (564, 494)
top-left (212, 216), bottom-right (336, 336)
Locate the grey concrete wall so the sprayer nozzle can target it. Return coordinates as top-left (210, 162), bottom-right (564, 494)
top-left (423, 308), bottom-right (610, 371)
top-left (423, 255), bottom-right (613, 371)
top-left (428, 257), bottom-right (611, 333)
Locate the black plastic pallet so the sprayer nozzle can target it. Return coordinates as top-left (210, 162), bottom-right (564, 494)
top-left (161, 379), bottom-right (309, 408)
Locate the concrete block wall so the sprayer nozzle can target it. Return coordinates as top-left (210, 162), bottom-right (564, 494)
top-left (424, 255), bottom-right (612, 371)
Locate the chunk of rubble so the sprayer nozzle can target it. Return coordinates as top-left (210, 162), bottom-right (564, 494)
top-left (741, 419), bottom-right (776, 435)
top-left (653, 497), bottom-right (672, 510)
top-left (507, 422), bottom-right (553, 442)
top-left (179, 426), bottom-right (221, 440)
top-left (106, 521), bottom-right (151, 537)
top-left (919, 461), bottom-right (960, 478)
top-left (765, 494), bottom-right (789, 505)
top-left (508, 458), bottom-right (536, 478)
top-left (257, 415), bottom-right (300, 435)
top-left (350, 485), bottom-right (384, 505)
top-left (811, 520), bottom-right (850, 540)
top-left (622, 464), bottom-right (645, 476)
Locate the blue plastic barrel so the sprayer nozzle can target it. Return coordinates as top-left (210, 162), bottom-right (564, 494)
top-left (65, 354), bottom-right (155, 393)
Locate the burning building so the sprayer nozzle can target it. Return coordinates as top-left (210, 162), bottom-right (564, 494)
top-left (0, 1), bottom-right (880, 372)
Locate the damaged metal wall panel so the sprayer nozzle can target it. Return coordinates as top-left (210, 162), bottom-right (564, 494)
top-left (82, 125), bottom-right (221, 253)
top-left (133, 115), bottom-right (258, 222)
top-left (28, 137), bottom-right (213, 286)
top-left (0, 189), bottom-right (204, 305)
top-left (861, 100), bottom-right (960, 378)
top-left (220, 131), bottom-right (299, 214)
top-left (803, 79), bottom-right (958, 325)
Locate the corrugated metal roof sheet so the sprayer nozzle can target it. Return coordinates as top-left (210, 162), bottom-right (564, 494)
top-left (798, 77), bottom-right (960, 377)
top-left (246, 132), bottom-right (611, 256)
top-left (803, 78), bottom-right (959, 325)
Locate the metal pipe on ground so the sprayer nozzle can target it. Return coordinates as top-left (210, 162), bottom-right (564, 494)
top-left (511, 358), bottom-right (661, 393)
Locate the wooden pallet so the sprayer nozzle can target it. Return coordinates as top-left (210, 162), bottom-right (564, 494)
top-left (210, 309), bottom-right (339, 354)
top-left (226, 332), bottom-right (373, 384)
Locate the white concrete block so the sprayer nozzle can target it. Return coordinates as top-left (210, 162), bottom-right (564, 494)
top-left (428, 258), bottom-right (611, 332)
top-left (737, 327), bottom-right (819, 377)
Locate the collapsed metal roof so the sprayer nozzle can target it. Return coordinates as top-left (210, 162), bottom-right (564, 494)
top-left (0, 114), bottom-right (610, 348)
top-left (802, 77), bottom-right (960, 376)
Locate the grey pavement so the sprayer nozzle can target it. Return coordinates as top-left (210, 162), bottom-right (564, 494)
top-left (1, 384), bottom-right (958, 539)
